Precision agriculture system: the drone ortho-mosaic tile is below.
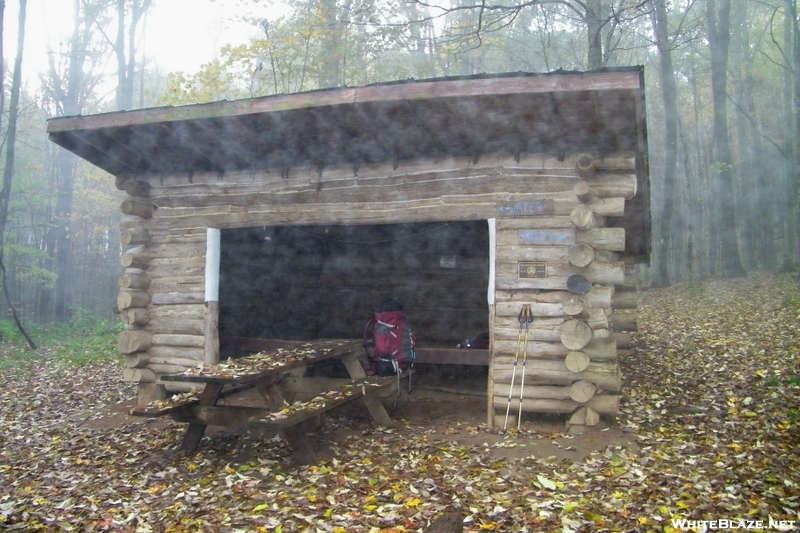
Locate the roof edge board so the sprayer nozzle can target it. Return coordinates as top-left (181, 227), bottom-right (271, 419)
top-left (46, 69), bottom-right (644, 134)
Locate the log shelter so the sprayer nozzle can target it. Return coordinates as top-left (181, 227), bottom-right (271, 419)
top-left (47, 68), bottom-right (651, 431)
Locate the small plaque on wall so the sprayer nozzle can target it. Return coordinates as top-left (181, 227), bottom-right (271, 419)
top-left (518, 261), bottom-right (547, 279)
top-left (496, 199), bottom-right (554, 216)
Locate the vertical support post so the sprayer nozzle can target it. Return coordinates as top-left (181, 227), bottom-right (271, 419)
top-left (486, 218), bottom-right (496, 427)
top-left (204, 228), bottom-right (221, 366)
top-left (487, 218), bottom-right (496, 305)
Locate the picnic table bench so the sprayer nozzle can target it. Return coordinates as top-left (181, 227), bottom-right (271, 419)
top-left (130, 339), bottom-right (402, 463)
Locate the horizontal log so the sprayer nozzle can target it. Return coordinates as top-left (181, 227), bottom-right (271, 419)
top-left (123, 368), bottom-right (157, 383)
top-left (581, 337), bottom-right (618, 360)
top-left (583, 196), bottom-right (625, 217)
top-left (493, 359), bottom-right (621, 391)
top-left (495, 260), bottom-right (625, 290)
top-left (148, 276), bottom-right (205, 293)
top-left (147, 345), bottom-right (204, 361)
top-left (148, 363), bottom-right (192, 375)
top-left (144, 318), bottom-right (204, 335)
top-left (125, 353), bottom-right (150, 368)
top-left (140, 153), bottom-right (634, 189)
top-left (582, 174), bottom-right (636, 199)
top-left (495, 383), bottom-right (576, 400)
top-left (493, 339), bottom-right (577, 357)
top-left (117, 290), bottom-right (151, 310)
top-left (120, 228), bottom-right (150, 246)
top-left (610, 312), bottom-right (638, 332)
top-left (576, 228), bottom-right (626, 251)
top-left (119, 270), bottom-right (151, 290)
top-left (495, 217), bottom-right (574, 231)
top-left (568, 243), bottom-right (595, 267)
top-left (561, 294), bottom-right (587, 316)
top-left (585, 307), bottom-right (610, 330)
top-left (148, 304), bottom-right (206, 321)
top-left (569, 380), bottom-right (596, 403)
top-left (121, 246), bottom-right (149, 269)
top-left (151, 334), bottom-right (205, 348)
top-left (561, 319), bottom-right (592, 350)
top-left (126, 192), bottom-right (628, 231)
top-left (614, 332), bottom-right (632, 349)
top-left (575, 154), bottom-right (596, 178)
top-left (570, 204), bottom-right (602, 230)
top-left (565, 351), bottom-right (590, 373)
top-left (494, 301), bottom-right (565, 318)
top-left (150, 292), bottom-right (205, 306)
top-left (116, 177), bottom-right (151, 197)
top-left (496, 246), bottom-right (569, 262)
top-left (492, 394), bottom-right (619, 415)
top-left (118, 330), bottom-right (153, 354)
top-left (493, 317), bottom-right (567, 342)
top-left (120, 199), bottom-right (154, 218)
top-left (612, 290), bottom-right (638, 309)
top-left (592, 328), bottom-right (611, 339)
top-left (146, 355), bottom-right (205, 367)
top-left (573, 179), bottom-right (597, 202)
top-left (121, 308), bottom-right (150, 326)
top-left (503, 286), bottom-right (612, 309)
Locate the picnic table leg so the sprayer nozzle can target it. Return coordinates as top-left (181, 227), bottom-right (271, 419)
top-left (255, 376), bottom-right (285, 411)
top-left (340, 352), bottom-right (396, 428)
top-left (179, 382), bottom-right (224, 452)
top-left (283, 417), bottom-right (322, 465)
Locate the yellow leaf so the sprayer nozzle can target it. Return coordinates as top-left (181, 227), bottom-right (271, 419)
top-left (638, 516), bottom-right (648, 525)
top-left (252, 503), bottom-right (269, 513)
top-left (406, 497), bottom-right (422, 508)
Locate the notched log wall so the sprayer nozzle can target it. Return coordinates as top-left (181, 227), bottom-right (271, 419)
top-left (114, 153), bottom-right (639, 409)
top-left (488, 153), bottom-right (638, 430)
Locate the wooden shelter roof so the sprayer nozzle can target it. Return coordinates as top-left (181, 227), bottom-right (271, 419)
top-left (46, 67), bottom-right (650, 260)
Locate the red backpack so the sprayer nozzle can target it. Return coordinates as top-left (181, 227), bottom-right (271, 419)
top-left (363, 301), bottom-right (416, 377)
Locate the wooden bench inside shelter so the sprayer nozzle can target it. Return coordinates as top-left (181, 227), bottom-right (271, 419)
top-left (130, 338), bottom-right (405, 464)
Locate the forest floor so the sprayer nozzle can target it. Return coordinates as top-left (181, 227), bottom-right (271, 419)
top-left (1, 272), bottom-right (799, 532)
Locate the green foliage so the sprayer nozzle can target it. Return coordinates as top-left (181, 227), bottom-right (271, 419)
top-left (0, 309), bottom-right (122, 370)
top-left (4, 244), bottom-right (58, 290)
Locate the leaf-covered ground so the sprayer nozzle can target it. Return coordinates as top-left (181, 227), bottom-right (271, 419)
top-left (1, 273), bottom-right (798, 532)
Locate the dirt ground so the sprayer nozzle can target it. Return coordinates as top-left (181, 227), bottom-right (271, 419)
top-left (81, 364), bottom-right (637, 465)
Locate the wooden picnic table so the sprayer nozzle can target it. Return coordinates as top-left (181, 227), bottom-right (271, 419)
top-left (131, 338), bottom-right (398, 463)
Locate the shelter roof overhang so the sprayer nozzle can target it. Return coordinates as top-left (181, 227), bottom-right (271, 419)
top-left (46, 67), bottom-right (650, 261)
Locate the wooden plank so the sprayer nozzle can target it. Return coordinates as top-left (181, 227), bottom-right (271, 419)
top-left (160, 339), bottom-right (361, 384)
top-left (414, 348), bottom-right (489, 366)
top-left (47, 71), bottom-right (643, 132)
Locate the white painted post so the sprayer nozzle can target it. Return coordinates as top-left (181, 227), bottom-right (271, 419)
top-left (204, 228), bottom-right (221, 365)
top-left (487, 218), bottom-right (496, 305)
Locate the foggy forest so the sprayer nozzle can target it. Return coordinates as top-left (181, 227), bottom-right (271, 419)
top-left (0, 0), bottom-right (799, 532)
top-left (0, 0), bottom-right (794, 328)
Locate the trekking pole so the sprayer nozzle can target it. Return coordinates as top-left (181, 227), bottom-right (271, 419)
top-left (517, 304), bottom-right (533, 430)
top-left (503, 305), bottom-right (527, 430)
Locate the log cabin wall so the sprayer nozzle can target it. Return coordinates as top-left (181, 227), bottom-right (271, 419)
top-left (115, 152), bottom-right (639, 414)
top-left (488, 153), bottom-right (639, 431)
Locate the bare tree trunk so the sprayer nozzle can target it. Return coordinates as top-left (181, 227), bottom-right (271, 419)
top-left (115, 0), bottom-right (152, 110)
top-left (650, 0), bottom-right (679, 286)
top-left (707, 0), bottom-right (746, 278)
top-left (586, 0), bottom-right (603, 68)
top-left (0, 0), bottom-right (35, 348)
top-left (792, 0), bottom-right (800, 272)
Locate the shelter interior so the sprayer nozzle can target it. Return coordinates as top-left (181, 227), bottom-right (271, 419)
top-left (218, 221), bottom-right (490, 354)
